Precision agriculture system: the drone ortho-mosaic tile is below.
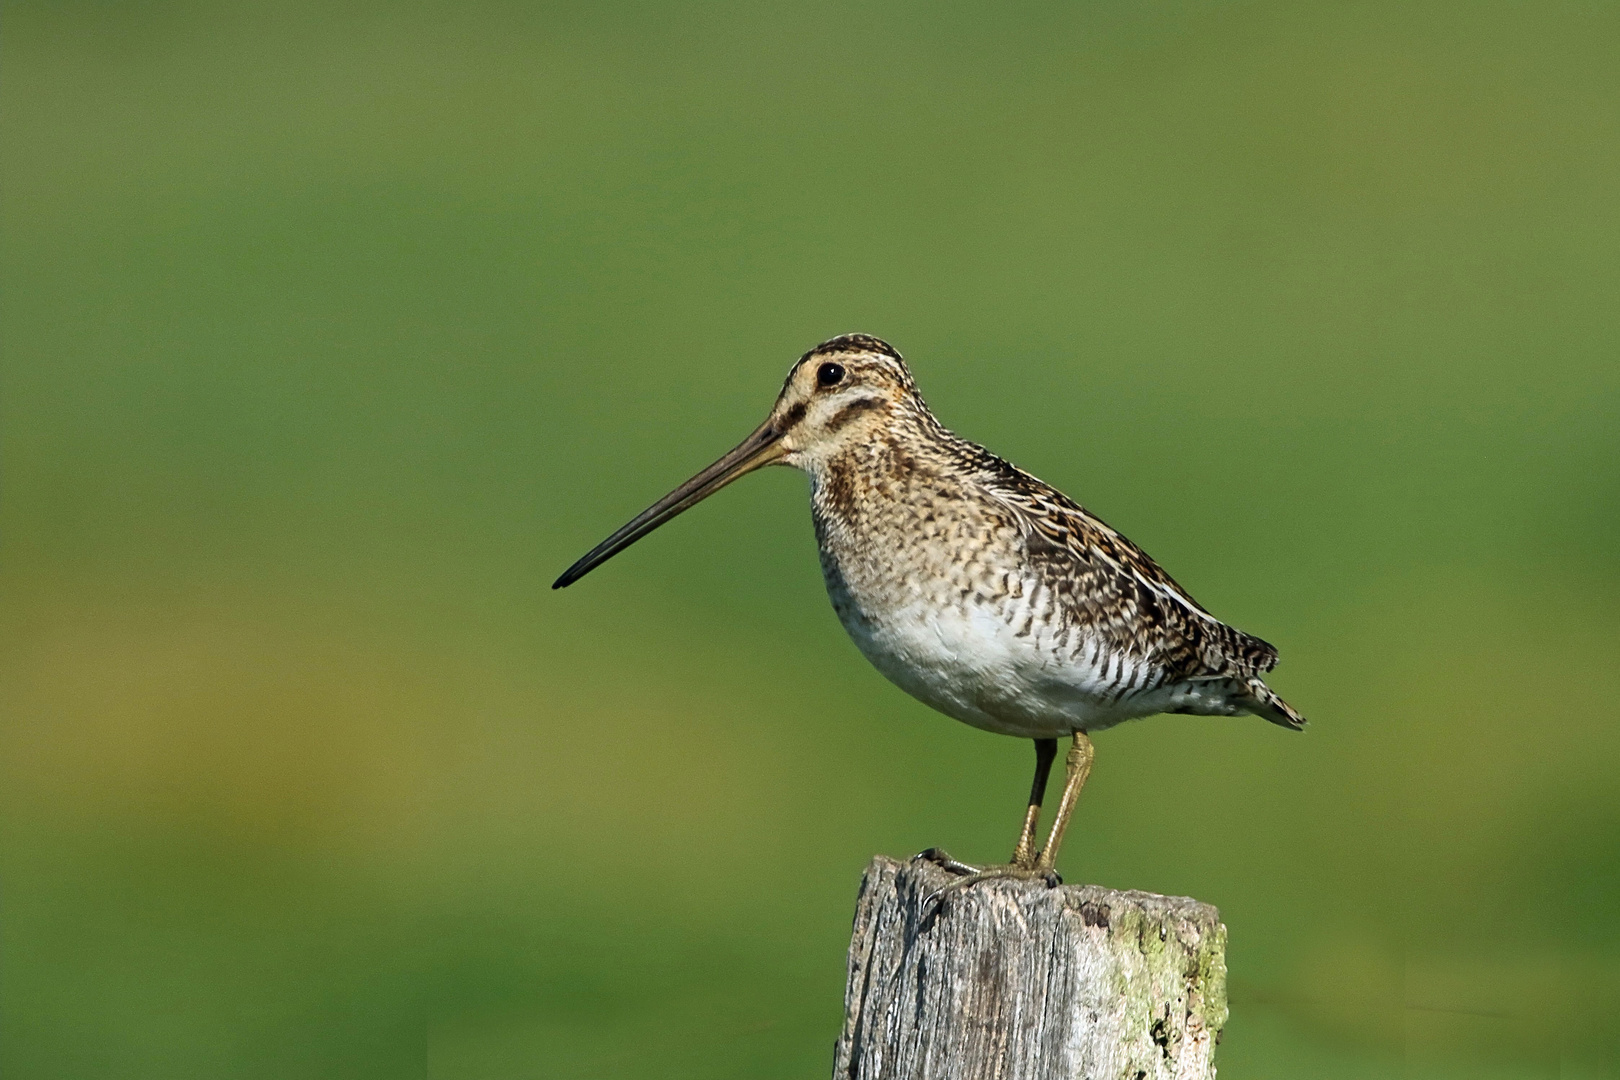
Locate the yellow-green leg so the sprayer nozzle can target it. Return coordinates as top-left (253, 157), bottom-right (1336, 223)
top-left (1011, 737), bottom-right (1057, 869)
top-left (916, 735), bottom-right (1073, 916)
top-left (1035, 732), bottom-right (1094, 871)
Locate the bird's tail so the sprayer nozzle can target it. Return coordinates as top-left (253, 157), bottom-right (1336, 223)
top-left (1244, 679), bottom-right (1307, 730)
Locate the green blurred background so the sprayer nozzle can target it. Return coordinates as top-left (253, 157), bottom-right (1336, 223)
top-left (3, 2), bottom-right (1617, 1076)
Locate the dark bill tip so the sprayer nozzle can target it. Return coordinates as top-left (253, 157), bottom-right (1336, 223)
top-left (551, 419), bottom-right (782, 589)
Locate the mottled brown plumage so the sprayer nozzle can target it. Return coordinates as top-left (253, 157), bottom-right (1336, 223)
top-left (555, 333), bottom-right (1304, 874)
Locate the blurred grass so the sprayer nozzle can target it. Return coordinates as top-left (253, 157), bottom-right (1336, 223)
top-left (2, 1), bottom-right (1618, 1076)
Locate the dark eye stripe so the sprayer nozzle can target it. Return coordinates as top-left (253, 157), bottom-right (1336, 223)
top-left (824, 396), bottom-right (884, 432)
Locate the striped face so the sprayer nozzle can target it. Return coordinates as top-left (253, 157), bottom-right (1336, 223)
top-left (552, 333), bottom-right (914, 589)
top-left (772, 336), bottom-right (919, 469)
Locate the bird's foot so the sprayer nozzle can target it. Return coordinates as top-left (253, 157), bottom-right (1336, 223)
top-left (915, 859), bottom-right (1062, 922)
top-left (911, 847), bottom-right (981, 876)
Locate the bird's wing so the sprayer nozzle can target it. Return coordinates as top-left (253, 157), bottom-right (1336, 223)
top-left (977, 461), bottom-right (1278, 682)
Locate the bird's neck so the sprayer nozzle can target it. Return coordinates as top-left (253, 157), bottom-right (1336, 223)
top-left (807, 418), bottom-right (974, 543)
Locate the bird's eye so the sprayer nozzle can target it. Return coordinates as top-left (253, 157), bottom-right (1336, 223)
top-left (816, 362), bottom-right (845, 388)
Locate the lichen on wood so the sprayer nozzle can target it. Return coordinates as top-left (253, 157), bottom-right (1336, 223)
top-left (833, 856), bottom-right (1227, 1080)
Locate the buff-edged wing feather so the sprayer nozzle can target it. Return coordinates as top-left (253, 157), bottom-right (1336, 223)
top-left (970, 451), bottom-right (1307, 730)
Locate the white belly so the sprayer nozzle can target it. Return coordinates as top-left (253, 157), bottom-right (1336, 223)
top-left (808, 467), bottom-right (1234, 738)
top-left (831, 586), bottom-right (1155, 739)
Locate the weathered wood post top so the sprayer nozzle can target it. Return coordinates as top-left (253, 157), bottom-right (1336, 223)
top-left (833, 856), bottom-right (1228, 1080)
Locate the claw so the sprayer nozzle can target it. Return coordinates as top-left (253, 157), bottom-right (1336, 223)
top-left (916, 862), bottom-right (1063, 923)
top-left (911, 847), bottom-right (979, 876)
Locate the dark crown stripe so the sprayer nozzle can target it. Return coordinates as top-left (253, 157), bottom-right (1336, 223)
top-left (803, 333), bottom-right (903, 361)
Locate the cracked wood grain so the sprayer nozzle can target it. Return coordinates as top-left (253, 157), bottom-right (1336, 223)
top-left (833, 856), bottom-right (1227, 1080)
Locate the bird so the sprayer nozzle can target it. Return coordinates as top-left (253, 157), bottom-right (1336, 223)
top-left (554, 334), bottom-right (1304, 885)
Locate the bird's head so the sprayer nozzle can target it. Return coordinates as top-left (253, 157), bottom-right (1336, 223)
top-left (768, 333), bottom-right (919, 468)
top-left (552, 333), bottom-right (919, 588)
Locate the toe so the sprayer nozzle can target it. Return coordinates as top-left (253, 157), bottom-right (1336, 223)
top-left (912, 848), bottom-right (979, 876)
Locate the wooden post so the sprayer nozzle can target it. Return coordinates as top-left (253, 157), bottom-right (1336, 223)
top-left (833, 856), bottom-right (1228, 1080)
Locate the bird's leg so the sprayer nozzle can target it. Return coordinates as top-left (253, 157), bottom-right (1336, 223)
top-left (1034, 732), bottom-right (1094, 871)
top-left (916, 738), bottom-right (1064, 919)
top-left (923, 734), bottom-right (1091, 915)
top-left (1010, 738), bottom-right (1057, 869)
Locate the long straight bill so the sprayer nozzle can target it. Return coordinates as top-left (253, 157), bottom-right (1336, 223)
top-left (552, 419), bottom-right (784, 588)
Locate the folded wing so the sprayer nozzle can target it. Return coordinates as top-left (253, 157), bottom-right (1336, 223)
top-left (971, 452), bottom-right (1305, 729)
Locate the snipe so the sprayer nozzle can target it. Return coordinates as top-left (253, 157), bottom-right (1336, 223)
top-left (555, 334), bottom-right (1304, 882)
